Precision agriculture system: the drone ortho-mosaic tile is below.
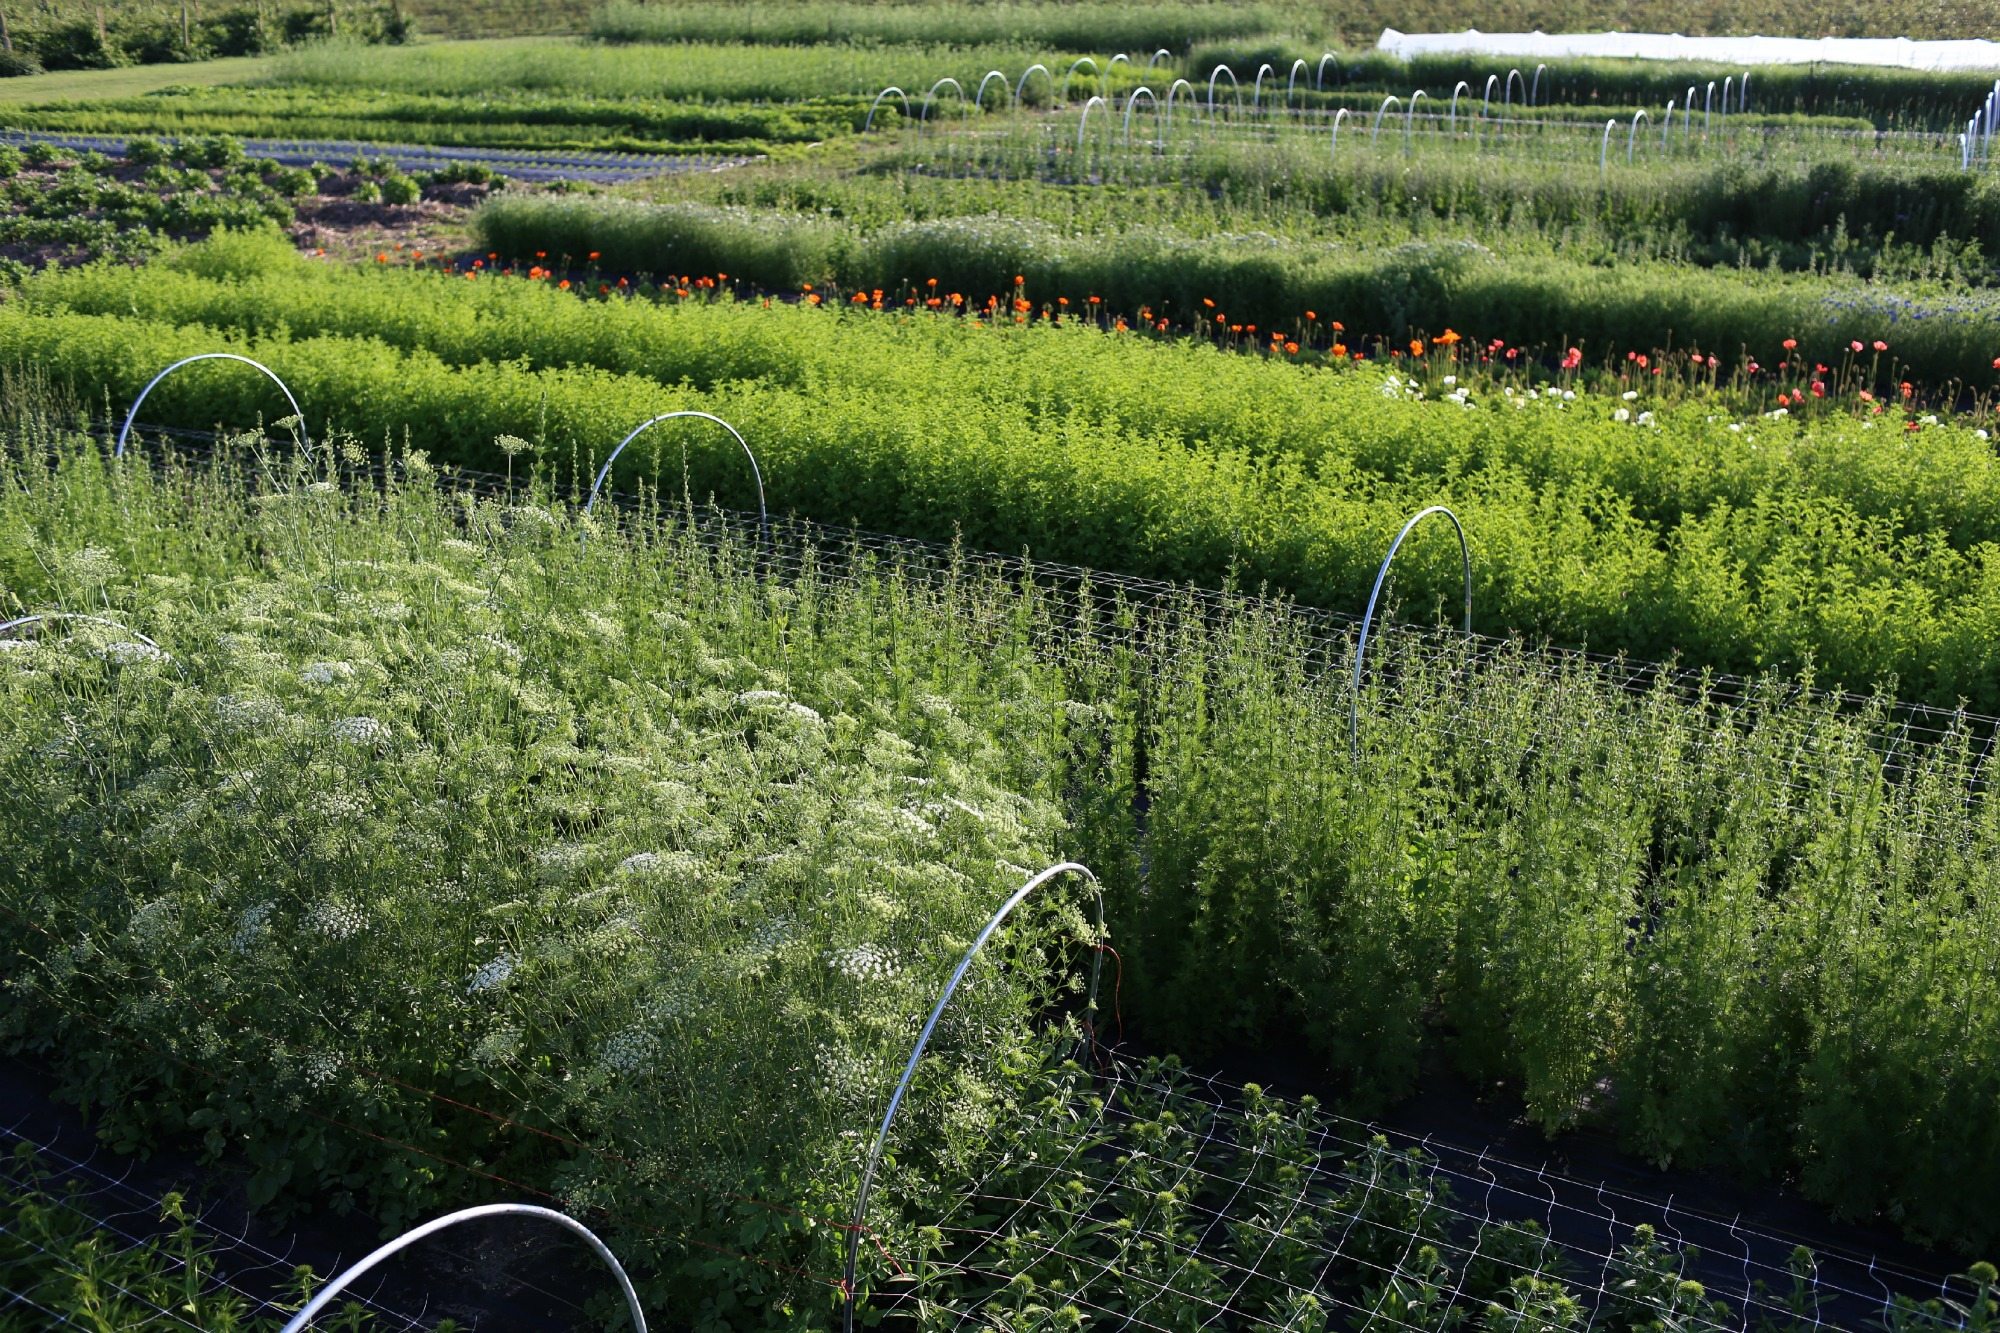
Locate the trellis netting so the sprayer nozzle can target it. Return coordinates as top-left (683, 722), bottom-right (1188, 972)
top-left (1376, 29), bottom-right (2000, 72)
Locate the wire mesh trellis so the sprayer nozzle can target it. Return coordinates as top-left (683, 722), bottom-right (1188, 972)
top-left (860, 1050), bottom-right (1969, 1333)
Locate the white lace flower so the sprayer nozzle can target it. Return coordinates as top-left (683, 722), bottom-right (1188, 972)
top-left (300, 660), bottom-right (353, 686)
top-left (303, 896), bottom-right (366, 941)
top-left (231, 900), bottom-right (275, 953)
top-left (598, 1027), bottom-right (659, 1075)
top-left (329, 715), bottom-right (388, 745)
top-left (466, 952), bottom-right (516, 994)
top-left (98, 640), bottom-right (163, 665)
top-left (301, 1050), bottom-right (340, 1089)
top-left (824, 942), bottom-right (900, 983)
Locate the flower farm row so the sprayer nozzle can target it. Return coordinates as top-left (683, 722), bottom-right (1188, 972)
top-left (8, 378), bottom-right (2000, 1316)
top-left (15, 228), bottom-right (2000, 710)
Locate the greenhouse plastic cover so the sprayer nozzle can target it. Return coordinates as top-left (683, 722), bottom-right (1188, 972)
top-left (1378, 29), bottom-right (2000, 71)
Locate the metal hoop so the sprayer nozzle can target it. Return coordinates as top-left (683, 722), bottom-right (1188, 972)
top-left (1206, 64), bottom-right (1241, 122)
top-left (279, 1204), bottom-right (645, 1333)
top-left (919, 76), bottom-right (965, 132)
top-left (1285, 58), bottom-right (1309, 113)
top-left (841, 862), bottom-right (1104, 1333)
top-left (1077, 95), bottom-right (1108, 150)
top-left (1349, 506), bottom-right (1472, 758)
top-left (1059, 57), bottom-right (1098, 105)
top-left (0, 613), bottom-right (163, 653)
top-left (1122, 87), bottom-right (1160, 149)
top-left (863, 86), bottom-right (910, 133)
top-left (972, 69), bottom-right (1008, 112)
top-left (1371, 94), bottom-right (1401, 146)
top-left (1251, 63), bottom-right (1275, 115)
top-left (1014, 63), bottom-right (1052, 109)
top-left (584, 411), bottom-right (768, 546)
top-left (114, 353), bottom-right (309, 460)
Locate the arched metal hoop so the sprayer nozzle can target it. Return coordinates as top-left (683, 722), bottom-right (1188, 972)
top-left (863, 86), bottom-right (910, 133)
top-left (114, 353), bottom-right (309, 460)
top-left (584, 411), bottom-right (768, 546)
top-left (278, 1204), bottom-right (645, 1333)
top-left (1348, 505), bottom-right (1472, 759)
top-left (841, 861), bottom-right (1104, 1333)
top-left (0, 613), bottom-right (165, 654)
top-left (1059, 57), bottom-right (1098, 105)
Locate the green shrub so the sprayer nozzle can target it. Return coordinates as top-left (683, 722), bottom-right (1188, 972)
top-left (377, 170), bottom-right (420, 205)
top-left (177, 133), bottom-right (246, 171)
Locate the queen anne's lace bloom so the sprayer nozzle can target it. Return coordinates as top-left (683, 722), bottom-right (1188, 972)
top-left (466, 952), bottom-right (516, 994)
top-left (330, 715), bottom-right (388, 745)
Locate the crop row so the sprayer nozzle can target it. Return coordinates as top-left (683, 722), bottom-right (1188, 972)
top-left (0, 424), bottom-right (1087, 1325)
top-left (469, 193), bottom-right (2000, 390)
top-left (0, 86), bottom-right (868, 154)
top-left (9, 413), bottom-right (2000, 1265)
top-left (18, 234), bottom-right (2000, 704)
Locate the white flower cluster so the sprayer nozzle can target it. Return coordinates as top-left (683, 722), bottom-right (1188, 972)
top-left (300, 660), bottom-right (354, 686)
top-left (824, 942), bottom-right (900, 983)
top-left (598, 1026), bottom-right (659, 1076)
top-left (536, 843), bottom-right (589, 881)
top-left (214, 693), bottom-right (279, 732)
top-left (61, 546), bottom-right (119, 585)
top-left (472, 1026), bottom-right (521, 1066)
top-left (466, 951), bottom-right (516, 994)
top-left (303, 896), bottom-right (366, 941)
top-left (231, 900), bottom-right (275, 954)
top-left (816, 1042), bottom-right (873, 1106)
top-left (329, 715), bottom-right (389, 746)
top-left (733, 689), bottom-right (823, 723)
top-left (98, 640), bottom-right (163, 666)
top-left (126, 898), bottom-right (176, 952)
top-left (301, 1050), bottom-right (341, 1089)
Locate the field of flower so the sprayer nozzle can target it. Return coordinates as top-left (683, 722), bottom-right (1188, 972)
top-left (9, 3), bottom-right (2000, 1322)
top-left (9, 367), bottom-right (2000, 1310)
top-left (10, 228), bottom-right (2000, 710)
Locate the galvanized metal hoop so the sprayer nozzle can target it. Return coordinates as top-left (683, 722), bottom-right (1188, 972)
top-left (1122, 86), bottom-right (1160, 149)
top-left (0, 613), bottom-right (167, 660)
top-left (919, 76), bottom-right (966, 132)
top-left (863, 86), bottom-right (911, 133)
top-left (1014, 63), bottom-right (1053, 110)
top-left (1059, 56), bottom-right (1098, 105)
top-left (1349, 505), bottom-right (1472, 759)
top-left (972, 69), bottom-right (1008, 112)
top-left (584, 411), bottom-right (768, 547)
top-left (1206, 63), bottom-right (1241, 123)
top-left (278, 1204), bottom-right (645, 1333)
top-left (114, 353), bottom-right (310, 460)
top-left (840, 861), bottom-right (1104, 1333)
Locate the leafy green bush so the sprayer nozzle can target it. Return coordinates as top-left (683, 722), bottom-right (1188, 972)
top-left (178, 133), bottom-right (247, 171)
top-left (377, 170), bottom-right (420, 204)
